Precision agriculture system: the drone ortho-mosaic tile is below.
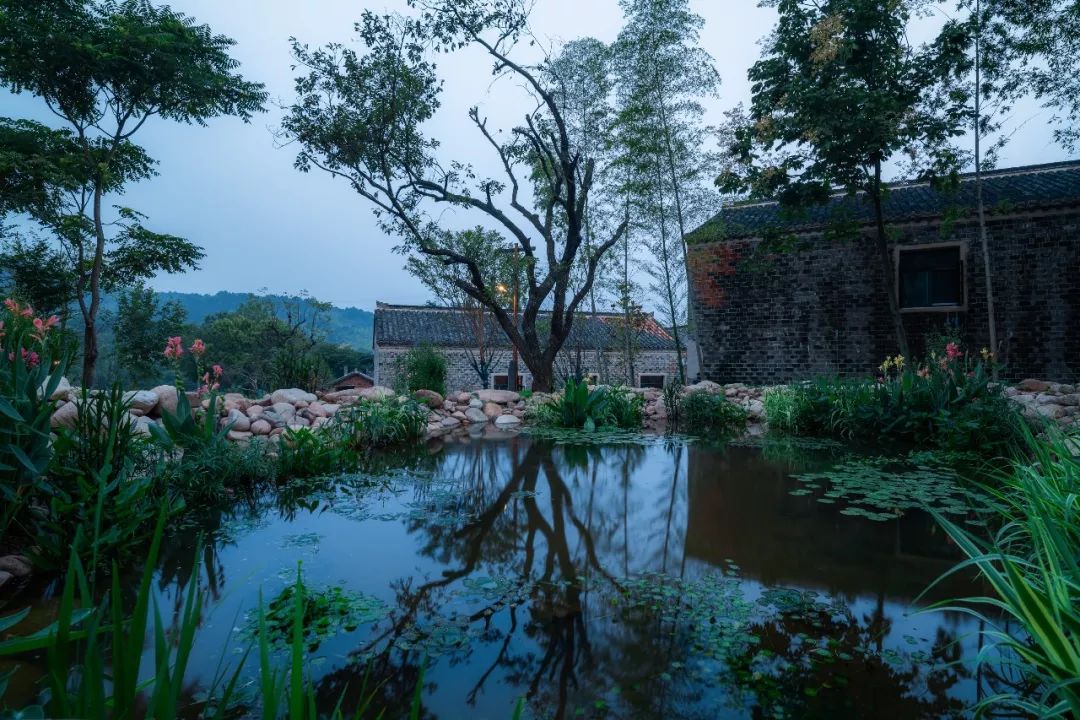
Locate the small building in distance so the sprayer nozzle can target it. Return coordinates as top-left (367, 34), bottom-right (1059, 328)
top-left (373, 302), bottom-right (684, 391)
top-left (328, 369), bottom-right (374, 391)
top-left (686, 160), bottom-right (1080, 384)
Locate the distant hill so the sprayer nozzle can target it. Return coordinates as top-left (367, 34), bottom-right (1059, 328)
top-left (99, 290), bottom-right (374, 351)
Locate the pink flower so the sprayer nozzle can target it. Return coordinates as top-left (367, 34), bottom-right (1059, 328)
top-left (23, 349), bottom-right (39, 368)
top-left (945, 342), bottom-right (963, 360)
top-left (918, 367), bottom-right (930, 379)
top-left (3, 299), bottom-right (15, 313)
top-left (163, 336), bottom-right (184, 360)
top-left (190, 338), bottom-right (206, 357)
top-left (211, 364), bottom-right (223, 378)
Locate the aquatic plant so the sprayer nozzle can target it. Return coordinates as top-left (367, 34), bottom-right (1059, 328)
top-left (790, 451), bottom-right (982, 521)
top-left (393, 343), bottom-right (448, 396)
top-left (248, 578), bottom-right (387, 651)
top-left (679, 391), bottom-right (746, 436)
top-left (331, 396), bottom-right (428, 449)
top-left (928, 429), bottom-right (1080, 718)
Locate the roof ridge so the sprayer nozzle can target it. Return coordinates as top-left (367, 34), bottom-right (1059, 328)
top-left (724, 158), bottom-right (1080, 211)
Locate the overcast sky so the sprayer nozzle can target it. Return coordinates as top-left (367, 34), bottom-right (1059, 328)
top-left (3, 0), bottom-right (1074, 310)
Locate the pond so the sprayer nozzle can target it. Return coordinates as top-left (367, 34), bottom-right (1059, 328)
top-left (5, 433), bottom-right (998, 719)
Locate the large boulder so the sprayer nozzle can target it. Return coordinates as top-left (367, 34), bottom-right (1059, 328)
top-left (130, 415), bottom-right (155, 437)
top-left (494, 414), bottom-right (522, 428)
top-left (150, 385), bottom-right (180, 416)
top-left (1018, 379), bottom-right (1051, 393)
top-left (0, 555), bottom-right (32, 578)
top-left (51, 401), bottom-right (78, 429)
top-left (358, 386), bottom-right (395, 401)
top-left (440, 415), bottom-right (462, 428)
top-left (483, 402), bottom-right (503, 419)
top-left (476, 389), bottom-right (520, 404)
top-left (250, 419), bottom-right (273, 436)
top-left (222, 393), bottom-right (249, 413)
top-left (42, 376), bottom-right (72, 402)
top-left (413, 389), bottom-right (444, 409)
top-left (271, 388), bottom-right (317, 405)
top-left (683, 380), bottom-right (724, 395)
top-left (270, 402), bottom-right (297, 420)
top-left (224, 408), bottom-right (251, 432)
top-left (124, 390), bottom-right (159, 416)
top-left (465, 407), bottom-right (489, 424)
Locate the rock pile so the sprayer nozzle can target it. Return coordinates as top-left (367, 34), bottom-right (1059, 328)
top-left (1005, 379), bottom-right (1080, 429)
top-left (47, 381), bottom-right (530, 442)
top-left (424, 388), bottom-right (526, 437)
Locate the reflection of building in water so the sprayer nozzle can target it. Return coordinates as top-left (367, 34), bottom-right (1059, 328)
top-left (683, 445), bottom-right (976, 601)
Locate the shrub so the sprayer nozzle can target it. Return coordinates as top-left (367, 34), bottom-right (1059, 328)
top-left (394, 344), bottom-right (447, 396)
top-left (535, 378), bottom-right (644, 431)
top-left (766, 346), bottom-right (1026, 454)
top-left (330, 397), bottom-right (428, 449)
top-left (680, 391), bottom-right (747, 436)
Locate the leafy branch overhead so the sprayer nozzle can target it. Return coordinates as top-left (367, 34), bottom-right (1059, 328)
top-left (283, 0), bottom-right (630, 391)
top-left (0, 0), bottom-right (267, 386)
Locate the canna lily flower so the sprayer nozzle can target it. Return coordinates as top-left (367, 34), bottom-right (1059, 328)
top-left (190, 338), bottom-right (206, 357)
top-left (163, 336), bottom-right (184, 360)
top-left (945, 342), bottom-right (963, 360)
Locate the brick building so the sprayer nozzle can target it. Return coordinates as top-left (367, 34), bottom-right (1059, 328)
top-left (686, 161), bottom-right (1080, 384)
top-left (373, 302), bottom-right (683, 391)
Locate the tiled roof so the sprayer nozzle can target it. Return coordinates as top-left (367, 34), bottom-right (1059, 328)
top-left (690, 160), bottom-right (1080, 242)
top-left (374, 303), bottom-right (678, 351)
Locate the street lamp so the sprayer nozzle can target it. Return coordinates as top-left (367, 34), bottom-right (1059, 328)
top-left (496, 247), bottom-right (521, 392)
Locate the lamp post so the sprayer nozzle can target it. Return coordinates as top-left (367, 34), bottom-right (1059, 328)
top-left (496, 246), bottom-right (521, 391)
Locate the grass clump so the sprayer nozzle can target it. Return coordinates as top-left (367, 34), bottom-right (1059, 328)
top-left (678, 391), bottom-right (747, 436)
top-left (929, 428), bottom-right (1080, 718)
top-left (762, 345), bottom-right (1027, 454)
top-left (529, 378), bottom-right (643, 431)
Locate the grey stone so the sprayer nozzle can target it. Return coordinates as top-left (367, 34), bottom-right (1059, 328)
top-left (465, 407), bottom-right (489, 424)
top-left (494, 414), bottom-right (522, 428)
top-left (0, 555), bottom-right (32, 577)
top-left (271, 388), bottom-right (317, 405)
top-left (440, 416), bottom-right (461, 428)
top-left (476, 389), bottom-right (520, 404)
top-left (124, 390), bottom-right (159, 416)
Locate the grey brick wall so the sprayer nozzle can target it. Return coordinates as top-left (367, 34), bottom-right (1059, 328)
top-left (375, 345), bottom-right (683, 392)
top-left (687, 208), bottom-right (1080, 384)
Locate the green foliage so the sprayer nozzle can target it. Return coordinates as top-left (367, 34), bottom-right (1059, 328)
top-left (662, 380), bottom-right (683, 427)
top-left (248, 579), bottom-right (386, 652)
top-left (791, 450), bottom-right (981, 522)
top-left (678, 391), bottom-right (747, 436)
top-left (110, 282), bottom-right (187, 385)
top-left (30, 386), bottom-right (166, 572)
top-left (278, 427), bottom-right (357, 479)
top-left (0, 298), bottom-right (70, 540)
top-left (0, 235), bottom-right (77, 317)
top-left (555, 378), bottom-right (610, 431)
top-left (532, 379), bottom-right (644, 431)
top-left (149, 390), bottom-right (276, 503)
top-left (394, 344), bottom-right (447, 396)
top-left (764, 352), bottom-right (1026, 454)
top-left (928, 429), bottom-right (1080, 717)
top-left (0, 0), bottom-right (266, 384)
top-left (332, 397), bottom-right (429, 449)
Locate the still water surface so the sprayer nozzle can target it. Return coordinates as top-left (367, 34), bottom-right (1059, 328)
top-left (9, 434), bottom-right (998, 719)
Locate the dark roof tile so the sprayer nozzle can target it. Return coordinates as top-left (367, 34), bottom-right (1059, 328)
top-left (374, 303), bottom-right (678, 351)
top-left (690, 160), bottom-right (1080, 242)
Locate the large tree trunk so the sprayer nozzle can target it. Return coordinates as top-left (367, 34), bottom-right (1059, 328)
top-left (873, 160), bottom-right (910, 358)
top-left (81, 183), bottom-right (108, 387)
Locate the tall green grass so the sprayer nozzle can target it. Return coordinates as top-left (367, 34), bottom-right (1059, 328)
top-left (928, 428), bottom-right (1080, 717)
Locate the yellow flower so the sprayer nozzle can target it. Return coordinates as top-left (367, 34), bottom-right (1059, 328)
top-left (894, 355), bottom-right (905, 370)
